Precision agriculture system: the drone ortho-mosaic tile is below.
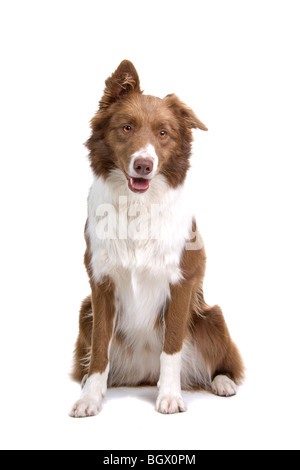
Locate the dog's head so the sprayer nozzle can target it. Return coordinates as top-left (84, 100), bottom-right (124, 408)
top-left (87, 60), bottom-right (207, 193)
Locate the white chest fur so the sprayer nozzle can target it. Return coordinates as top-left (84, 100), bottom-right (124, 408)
top-left (86, 170), bottom-right (195, 384)
top-left (87, 171), bottom-right (193, 280)
top-left (87, 170), bottom-right (193, 331)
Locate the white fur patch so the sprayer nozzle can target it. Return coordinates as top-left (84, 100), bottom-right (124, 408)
top-left (156, 351), bottom-right (187, 414)
top-left (75, 171), bottom-right (211, 407)
top-left (181, 338), bottom-right (211, 390)
top-left (129, 143), bottom-right (158, 176)
top-left (211, 375), bottom-right (237, 397)
top-left (87, 171), bottom-right (193, 284)
top-left (70, 368), bottom-right (109, 418)
top-left (85, 172), bottom-right (195, 388)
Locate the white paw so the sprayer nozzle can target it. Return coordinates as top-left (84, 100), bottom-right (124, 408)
top-left (70, 371), bottom-right (108, 418)
top-left (212, 375), bottom-right (237, 397)
top-left (69, 396), bottom-right (101, 418)
top-left (156, 393), bottom-right (187, 414)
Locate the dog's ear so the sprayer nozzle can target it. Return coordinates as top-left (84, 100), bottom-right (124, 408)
top-left (164, 94), bottom-right (208, 131)
top-left (99, 60), bottom-right (141, 110)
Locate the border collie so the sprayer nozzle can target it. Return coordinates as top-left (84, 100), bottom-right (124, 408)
top-left (70, 60), bottom-right (244, 417)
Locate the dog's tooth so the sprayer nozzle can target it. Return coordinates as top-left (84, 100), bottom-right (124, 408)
top-left (130, 178), bottom-right (133, 185)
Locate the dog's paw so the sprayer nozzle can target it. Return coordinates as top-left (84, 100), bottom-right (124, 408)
top-left (69, 397), bottom-right (101, 418)
top-left (156, 393), bottom-right (187, 414)
top-left (212, 375), bottom-right (237, 397)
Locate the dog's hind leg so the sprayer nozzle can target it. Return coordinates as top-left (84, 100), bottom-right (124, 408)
top-left (191, 297), bottom-right (245, 395)
top-left (71, 296), bottom-right (93, 384)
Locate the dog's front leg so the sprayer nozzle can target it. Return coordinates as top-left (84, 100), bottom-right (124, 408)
top-left (156, 282), bottom-right (193, 414)
top-left (70, 279), bottom-right (115, 418)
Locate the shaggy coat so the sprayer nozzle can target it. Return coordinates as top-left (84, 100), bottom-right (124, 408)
top-left (70, 60), bottom-right (244, 418)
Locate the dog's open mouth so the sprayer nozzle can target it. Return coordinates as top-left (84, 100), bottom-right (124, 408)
top-left (125, 174), bottom-right (150, 193)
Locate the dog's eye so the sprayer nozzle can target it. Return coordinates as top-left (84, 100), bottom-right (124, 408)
top-left (159, 130), bottom-right (167, 139)
top-left (122, 125), bottom-right (132, 134)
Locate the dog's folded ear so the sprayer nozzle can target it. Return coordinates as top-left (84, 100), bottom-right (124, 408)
top-left (99, 60), bottom-right (142, 110)
top-left (164, 94), bottom-right (208, 131)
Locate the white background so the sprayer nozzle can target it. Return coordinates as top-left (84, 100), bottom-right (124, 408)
top-left (0, 0), bottom-right (299, 450)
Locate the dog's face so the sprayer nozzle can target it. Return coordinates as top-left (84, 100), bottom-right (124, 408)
top-left (87, 60), bottom-right (207, 193)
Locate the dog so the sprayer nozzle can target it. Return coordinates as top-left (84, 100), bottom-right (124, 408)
top-left (70, 60), bottom-right (244, 417)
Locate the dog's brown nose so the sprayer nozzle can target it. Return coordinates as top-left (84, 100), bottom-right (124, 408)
top-left (133, 158), bottom-right (153, 176)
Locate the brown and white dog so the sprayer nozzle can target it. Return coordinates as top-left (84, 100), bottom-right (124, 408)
top-left (70, 60), bottom-right (244, 417)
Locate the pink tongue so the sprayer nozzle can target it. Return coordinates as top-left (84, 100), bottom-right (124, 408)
top-left (132, 178), bottom-right (150, 191)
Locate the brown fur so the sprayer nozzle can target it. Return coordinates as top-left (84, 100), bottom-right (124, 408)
top-left (71, 60), bottom-right (244, 393)
top-left (72, 245), bottom-right (244, 388)
top-left (86, 61), bottom-right (207, 188)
